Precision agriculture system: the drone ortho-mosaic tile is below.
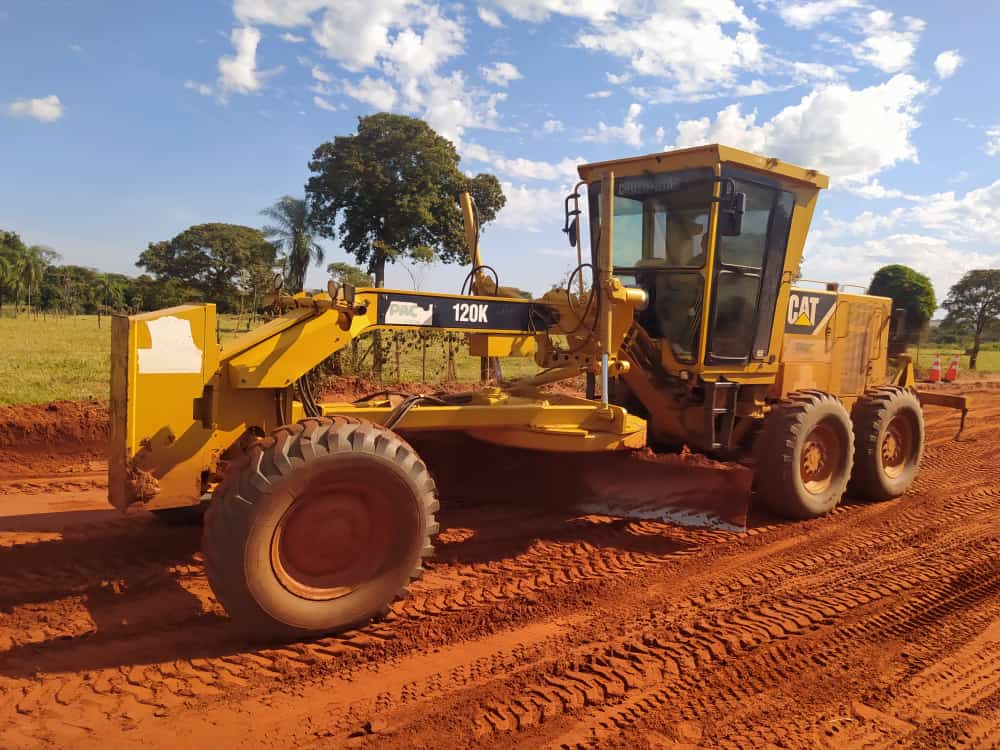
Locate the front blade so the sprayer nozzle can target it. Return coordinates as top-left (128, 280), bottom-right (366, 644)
top-left (576, 449), bottom-right (753, 531)
top-left (408, 435), bottom-right (753, 531)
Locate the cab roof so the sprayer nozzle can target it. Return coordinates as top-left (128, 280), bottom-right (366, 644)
top-left (576, 143), bottom-right (830, 190)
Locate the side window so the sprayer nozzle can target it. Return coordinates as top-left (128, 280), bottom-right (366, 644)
top-left (716, 181), bottom-right (774, 268)
top-left (613, 196), bottom-right (643, 267)
top-left (707, 178), bottom-right (794, 365)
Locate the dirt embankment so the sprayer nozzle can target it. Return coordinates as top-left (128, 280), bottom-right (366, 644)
top-left (0, 400), bottom-right (109, 480)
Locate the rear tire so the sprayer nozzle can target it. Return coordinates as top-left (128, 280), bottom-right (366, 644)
top-left (755, 391), bottom-right (854, 519)
top-left (202, 417), bottom-right (438, 640)
top-left (849, 387), bottom-right (924, 502)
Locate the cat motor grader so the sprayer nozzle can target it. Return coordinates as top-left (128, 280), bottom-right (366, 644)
top-left (108, 144), bottom-right (966, 639)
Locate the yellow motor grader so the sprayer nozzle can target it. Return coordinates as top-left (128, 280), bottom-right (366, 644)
top-left (108, 144), bottom-right (965, 639)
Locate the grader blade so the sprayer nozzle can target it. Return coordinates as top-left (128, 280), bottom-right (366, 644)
top-left (576, 449), bottom-right (753, 531)
top-left (409, 435), bottom-right (753, 531)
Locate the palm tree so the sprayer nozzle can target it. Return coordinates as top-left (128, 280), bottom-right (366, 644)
top-left (16, 246), bottom-right (44, 316)
top-left (260, 196), bottom-right (324, 292)
top-left (0, 254), bottom-right (11, 312)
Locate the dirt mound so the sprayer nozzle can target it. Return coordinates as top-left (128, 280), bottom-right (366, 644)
top-left (0, 400), bottom-right (110, 480)
top-left (319, 375), bottom-right (586, 402)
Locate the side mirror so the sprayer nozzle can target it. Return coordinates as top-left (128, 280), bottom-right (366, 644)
top-left (718, 191), bottom-right (746, 236)
top-left (565, 216), bottom-right (578, 247)
top-left (327, 279), bottom-right (341, 301)
top-left (562, 190), bottom-right (581, 247)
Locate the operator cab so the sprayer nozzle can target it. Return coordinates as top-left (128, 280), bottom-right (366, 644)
top-left (578, 145), bottom-right (820, 373)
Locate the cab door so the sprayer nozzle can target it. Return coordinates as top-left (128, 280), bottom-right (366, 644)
top-left (705, 170), bottom-right (795, 367)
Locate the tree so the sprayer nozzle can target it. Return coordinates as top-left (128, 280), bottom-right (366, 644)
top-left (261, 196), bottom-right (324, 292)
top-left (15, 245), bottom-right (59, 316)
top-left (306, 113), bottom-right (506, 286)
top-left (941, 269), bottom-right (1000, 370)
top-left (137, 223), bottom-right (278, 312)
top-left (868, 264), bottom-right (936, 342)
top-left (307, 113), bottom-right (505, 376)
top-left (326, 261), bottom-right (373, 288)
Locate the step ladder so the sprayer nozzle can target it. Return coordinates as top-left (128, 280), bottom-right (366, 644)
top-left (705, 380), bottom-right (739, 452)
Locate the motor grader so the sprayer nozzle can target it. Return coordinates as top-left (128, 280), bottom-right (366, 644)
top-left (108, 143), bottom-right (966, 639)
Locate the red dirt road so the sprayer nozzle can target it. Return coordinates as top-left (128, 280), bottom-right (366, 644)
top-left (2, 387), bottom-right (999, 749)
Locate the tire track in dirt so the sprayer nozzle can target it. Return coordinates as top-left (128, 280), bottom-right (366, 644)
top-left (335, 404), bottom-right (1000, 748)
top-left (1, 392), bottom-right (997, 749)
top-left (6, 476), bottom-right (992, 746)
top-left (470, 531), bottom-right (1000, 749)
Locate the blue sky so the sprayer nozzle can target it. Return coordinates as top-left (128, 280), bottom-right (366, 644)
top-left (2, 0), bottom-right (999, 303)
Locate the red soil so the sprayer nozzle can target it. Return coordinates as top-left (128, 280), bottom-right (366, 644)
top-left (1, 384), bottom-right (998, 750)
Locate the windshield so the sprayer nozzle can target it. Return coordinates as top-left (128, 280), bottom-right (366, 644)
top-left (607, 169), bottom-right (714, 269)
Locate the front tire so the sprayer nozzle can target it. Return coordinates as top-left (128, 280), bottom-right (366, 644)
top-left (849, 387), bottom-right (924, 502)
top-left (755, 391), bottom-right (854, 519)
top-left (202, 417), bottom-right (438, 640)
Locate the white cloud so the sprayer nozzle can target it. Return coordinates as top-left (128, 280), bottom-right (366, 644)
top-left (343, 75), bottom-right (398, 110)
top-left (313, 95), bottom-right (339, 111)
top-left (791, 61), bottom-right (842, 82)
top-left (581, 102), bottom-right (643, 148)
top-left (480, 61), bottom-right (522, 87)
top-left (654, 125), bottom-right (665, 141)
top-left (851, 11), bottom-right (924, 73)
top-left (987, 127), bottom-right (1000, 157)
top-left (671, 74), bottom-right (928, 185)
top-left (8, 94), bottom-right (63, 122)
top-left (606, 71), bottom-right (630, 85)
top-left (184, 80), bottom-right (214, 96)
top-left (844, 178), bottom-right (920, 201)
top-left (486, 0), bottom-right (616, 23)
top-left (478, 6), bottom-right (503, 26)
top-left (233, 0), bottom-right (325, 26)
top-left (577, 2), bottom-right (763, 102)
top-left (217, 26), bottom-right (278, 95)
top-left (309, 2), bottom-right (463, 75)
top-left (802, 233), bottom-right (996, 301)
top-left (464, 142), bottom-right (583, 181)
top-left (913, 179), bottom-right (1000, 244)
top-left (933, 50), bottom-right (963, 80)
top-left (480, 1), bottom-right (766, 103)
top-left (68, 43), bottom-right (84, 53)
top-left (231, 2), bottom-right (499, 145)
top-left (542, 119), bottom-right (564, 133)
top-left (815, 208), bottom-right (905, 239)
top-left (777, 0), bottom-right (861, 29)
top-left (311, 65), bottom-right (331, 82)
top-left (495, 182), bottom-right (569, 230)
top-left (280, 31), bottom-right (305, 43)
top-left (587, 90), bottom-right (612, 99)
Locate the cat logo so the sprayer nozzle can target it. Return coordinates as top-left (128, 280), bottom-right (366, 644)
top-left (785, 290), bottom-right (836, 334)
top-left (787, 294), bottom-right (819, 327)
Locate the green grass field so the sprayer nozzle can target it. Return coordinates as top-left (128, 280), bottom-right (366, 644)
top-left (913, 348), bottom-right (1000, 379)
top-left (3, 313), bottom-right (995, 405)
top-left (0, 313), bottom-right (541, 405)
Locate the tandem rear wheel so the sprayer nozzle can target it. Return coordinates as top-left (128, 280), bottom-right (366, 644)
top-left (755, 387), bottom-right (926, 520)
top-left (755, 391), bottom-right (855, 520)
top-left (202, 417), bottom-right (438, 640)
top-left (849, 387), bottom-right (924, 502)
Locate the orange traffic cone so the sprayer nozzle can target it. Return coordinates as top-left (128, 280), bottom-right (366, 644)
top-left (928, 354), bottom-right (942, 383)
top-left (944, 354), bottom-right (959, 382)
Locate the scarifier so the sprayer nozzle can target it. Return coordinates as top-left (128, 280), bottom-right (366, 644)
top-left (108, 144), bottom-right (967, 639)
